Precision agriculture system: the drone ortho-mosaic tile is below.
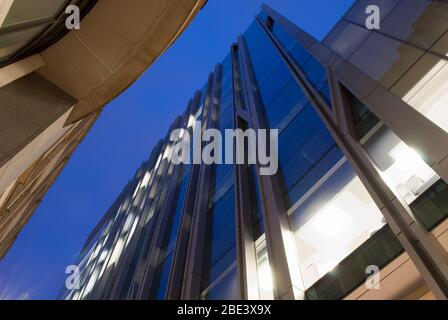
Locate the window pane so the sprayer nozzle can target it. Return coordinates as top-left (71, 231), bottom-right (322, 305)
top-left (343, 85), bottom-right (380, 139)
top-left (277, 105), bottom-right (342, 207)
top-left (150, 253), bottom-right (174, 300)
top-left (201, 266), bottom-right (238, 300)
top-left (306, 225), bottom-right (403, 300)
top-left (255, 235), bottom-right (274, 299)
top-left (364, 126), bottom-right (440, 204)
top-left (290, 160), bottom-right (386, 289)
top-left (410, 179), bottom-right (448, 231)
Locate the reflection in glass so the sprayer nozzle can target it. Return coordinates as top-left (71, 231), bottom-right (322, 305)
top-left (364, 126), bottom-right (439, 204)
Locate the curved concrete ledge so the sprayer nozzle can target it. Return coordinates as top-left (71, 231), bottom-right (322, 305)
top-left (37, 0), bottom-right (206, 124)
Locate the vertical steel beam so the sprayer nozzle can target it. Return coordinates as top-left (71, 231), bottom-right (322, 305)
top-left (167, 92), bottom-right (203, 299)
top-left (237, 35), bottom-right (306, 300)
top-left (230, 44), bottom-right (261, 300)
top-left (181, 69), bottom-right (222, 299)
top-left (260, 6), bottom-right (448, 299)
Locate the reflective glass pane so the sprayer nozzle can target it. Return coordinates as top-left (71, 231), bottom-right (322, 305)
top-left (290, 160), bottom-right (386, 288)
top-left (364, 126), bottom-right (440, 204)
top-left (201, 266), bottom-right (238, 300)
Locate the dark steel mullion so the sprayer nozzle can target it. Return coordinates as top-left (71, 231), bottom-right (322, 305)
top-left (82, 182), bottom-right (134, 299)
top-left (125, 142), bottom-right (176, 299)
top-left (262, 9), bottom-right (448, 299)
top-left (263, 5), bottom-right (448, 182)
top-left (237, 34), bottom-right (305, 300)
top-left (88, 171), bottom-right (144, 299)
top-left (98, 160), bottom-right (156, 299)
top-left (130, 119), bottom-right (183, 299)
top-left (105, 141), bottom-right (164, 299)
top-left (166, 92), bottom-right (204, 299)
top-left (181, 67), bottom-right (222, 299)
top-left (138, 116), bottom-right (190, 299)
top-left (231, 44), bottom-right (260, 300)
top-left (74, 184), bottom-right (130, 300)
top-left (134, 160), bottom-right (181, 299)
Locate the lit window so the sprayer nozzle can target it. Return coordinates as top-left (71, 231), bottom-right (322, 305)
top-left (291, 160), bottom-right (385, 288)
top-left (365, 126), bottom-right (440, 204)
top-left (140, 171), bottom-right (152, 189)
top-left (255, 235), bottom-right (274, 299)
top-left (311, 205), bottom-right (352, 238)
top-left (132, 180), bottom-right (142, 199)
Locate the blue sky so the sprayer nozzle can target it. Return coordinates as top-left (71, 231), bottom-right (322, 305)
top-left (0, 0), bottom-right (355, 300)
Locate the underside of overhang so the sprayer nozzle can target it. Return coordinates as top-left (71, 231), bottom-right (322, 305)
top-left (37, 0), bottom-right (207, 125)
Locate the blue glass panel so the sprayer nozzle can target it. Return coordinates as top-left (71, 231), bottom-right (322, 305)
top-left (244, 21), bottom-right (265, 48)
top-left (302, 56), bottom-right (327, 86)
top-left (151, 253), bottom-right (173, 300)
top-left (202, 266), bottom-right (238, 300)
top-left (272, 22), bottom-right (296, 50)
top-left (258, 62), bottom-right (292, 107)
top-left (277, 105), bottom-right (340, 206)
top-left (202, 245), bottom-right (236, 289)
top-left (258, 11), bottom-right (268, 23)
top-left (203, 187), bottom-right (236, 272)
top-left (270, 22), bottom-right (331, 106)
top-left (286, 145), bottom-right (343, 208)
top-left (289, 42), bottom-right (311, 66)
top-left (165, 167), bottom-right (191, 252)
top-left (248, 165), bottom-right (264, 239)
top-left (264, 79), bottom-right (308, 131)
top-left (318, 82), bottom-right (332, 105)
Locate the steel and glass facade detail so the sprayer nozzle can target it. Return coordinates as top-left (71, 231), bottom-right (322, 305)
top-left (64, 1), bottom-right (448, 300)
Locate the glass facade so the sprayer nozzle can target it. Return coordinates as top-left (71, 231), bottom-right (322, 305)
top-left (63, 2), bottom-right (448, 301)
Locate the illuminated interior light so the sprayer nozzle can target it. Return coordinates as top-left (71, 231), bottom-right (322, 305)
top-left (178, 128), bottom-right (186, 139)
top-left (122, 213), bottom-right (134, 232)
top-left (154, 154), bottom-right (162, 171)
top-left (255, 234), bottom-right (274, 299)
top-left (126, 217), bottom-right (140, 246)
top-left (258, 263), bottom-right (273, 291)
top-left (132, 181), bottom-right (142, 199)
top-left (389, 143), bottom-right (424, 172)
top-left (385, 142), bottom-right (438, 203)
top-left (318, 259), bottom-right (338, 275)
top-left (162, 145), bottom-right (172, 160)
top-left (312, 205), bottom-right (352, 238)
top-left (187, 115), bottom-right (196, 128)
top-left (140, 171), bottom-right (152, 189)
top-left (99, 250), bottom-right (108, 262)
top-left (109, 238), bottom-right (125, 266)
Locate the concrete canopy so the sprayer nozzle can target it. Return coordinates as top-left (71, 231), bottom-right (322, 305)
top-left (37, 0), bottom-right (208, 124)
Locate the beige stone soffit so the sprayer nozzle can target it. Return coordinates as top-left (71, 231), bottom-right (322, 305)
top-left (0, 0), bottom-right (14, 26)
top-left (0, 55), bottom-right (45, 88)
top-left (36, 0), bottom-right (206, 126)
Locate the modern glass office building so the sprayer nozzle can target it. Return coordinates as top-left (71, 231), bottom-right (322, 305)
top-left (63, 1), bottom-right (448, 300)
